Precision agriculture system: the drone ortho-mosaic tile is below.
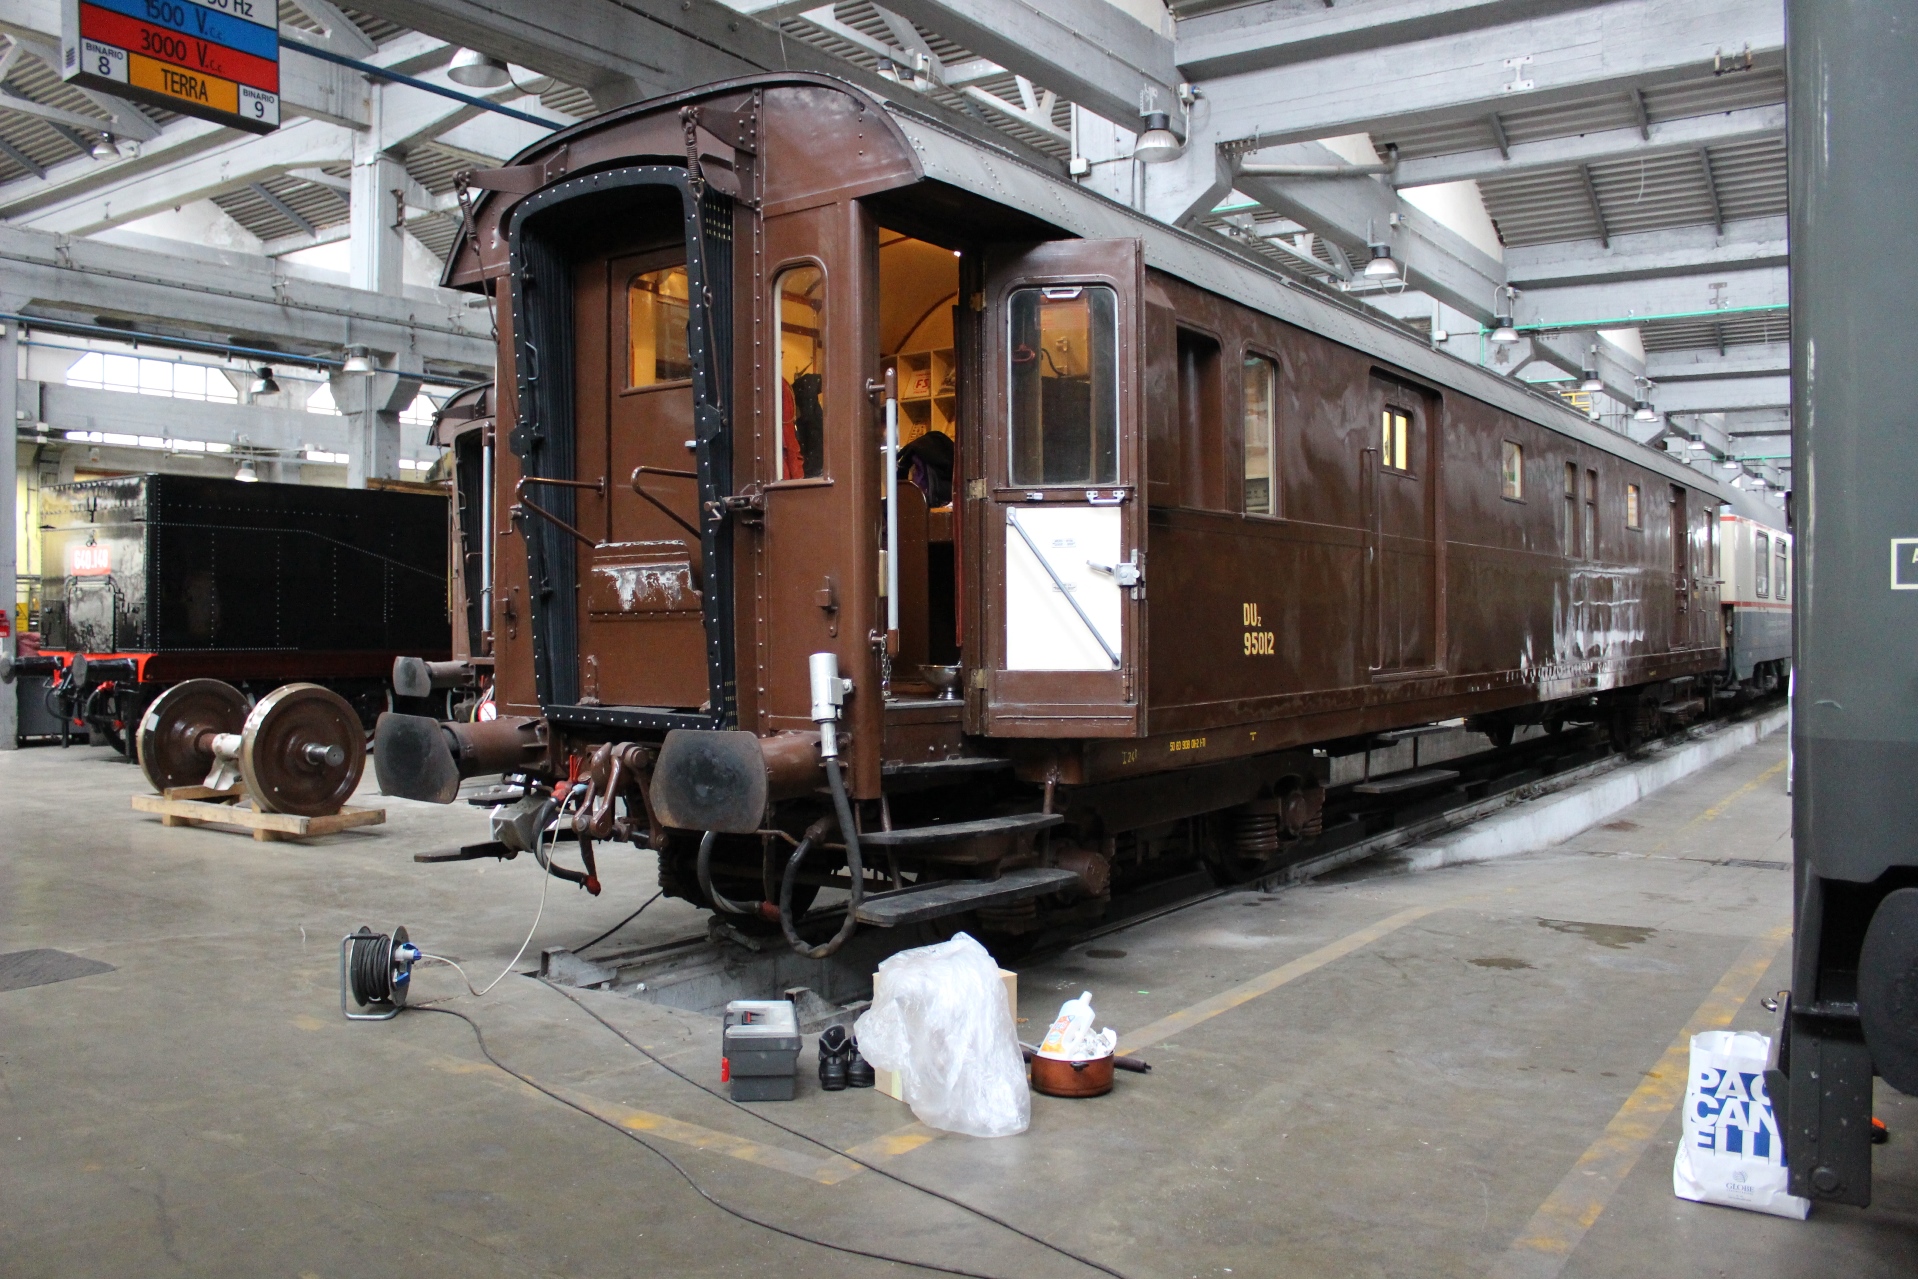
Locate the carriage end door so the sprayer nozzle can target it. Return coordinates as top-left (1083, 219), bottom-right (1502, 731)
top-left (973, 240), bottom-right (1145, 738)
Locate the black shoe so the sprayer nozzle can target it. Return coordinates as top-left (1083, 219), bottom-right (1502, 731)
top-left (847, 1037), bottom-right (875, 1089)
top-left (818, 1025), bottom-right (850, 1091)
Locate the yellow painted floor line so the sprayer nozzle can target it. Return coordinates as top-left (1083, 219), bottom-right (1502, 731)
top-left (1486, 923), bottom-right (1790, 1279)
top-left (1118, 904), bottom-right (1445, 1055)
top-left (546, 1084), bottom-right (865, 1184)
top-left (393, 1031), bottom-right (936, 1186)
top-left (1693, 759), bottom-right (1787, 823)
top-left (818, 1121), bottom-right (946, 1185)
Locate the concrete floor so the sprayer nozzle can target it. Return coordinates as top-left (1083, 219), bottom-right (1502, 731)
top-left (2, 733), bottom-right (1913, 1278)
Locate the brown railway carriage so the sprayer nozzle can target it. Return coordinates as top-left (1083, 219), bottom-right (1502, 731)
top-left (380, 73), bottom-right (1733, 945)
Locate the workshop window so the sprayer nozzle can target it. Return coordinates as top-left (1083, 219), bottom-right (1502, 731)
top-left (775, 265), bottom-right (827, 480)
top-left (1776, 540), bottom-right (1788, 600)
top-left (1243, 354), bottom-right (1277, 515)
top-left (1008, 284), bottom-right (1119, 486)
top-left (1382, 407), bottom-right (1411, 472)
top-left (628, 265), bottom-right (692, 387)
top-left (1755, 531), bottom-right (1770, 598)
top-left (1500, 440), bottom-right (1523, 500)
top-left (1626, 483), bottom-right (1642, 530)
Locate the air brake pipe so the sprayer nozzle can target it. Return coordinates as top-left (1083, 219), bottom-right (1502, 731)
top-left (780, 654), bottom-right (864, 959)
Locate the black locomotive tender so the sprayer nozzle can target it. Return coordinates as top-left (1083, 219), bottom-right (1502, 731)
top-left (5, 473), bottom-right (450, 754)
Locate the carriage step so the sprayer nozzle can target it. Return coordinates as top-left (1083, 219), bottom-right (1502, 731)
top-left (1351, 768), bottom-right (1461, 796)
top-left (1658, 698), bottom-right (1706, 716)
top-left (854, 867), bottom-right (1083, 927)
top-left (881, 756), bottom-right (1015, 779)
top-left (858, 811), bottom-right (1063, 847)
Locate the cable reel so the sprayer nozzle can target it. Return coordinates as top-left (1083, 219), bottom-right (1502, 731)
top-left (340, 925), bottom-right (422, 1021)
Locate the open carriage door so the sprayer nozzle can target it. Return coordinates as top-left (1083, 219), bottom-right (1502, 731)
top-left (506, 167), bottom-right (737, 733)
top-left (972, 240), bottom-right (1145, 737)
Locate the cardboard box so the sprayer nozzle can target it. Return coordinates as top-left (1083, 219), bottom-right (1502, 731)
top-left (872, 968), bottom-right (1017, 1102)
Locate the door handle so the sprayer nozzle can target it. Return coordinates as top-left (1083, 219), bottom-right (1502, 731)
top-left (1085, 555), bottom-right (1142, 588)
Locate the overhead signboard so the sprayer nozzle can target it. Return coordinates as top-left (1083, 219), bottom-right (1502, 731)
top-left (61, 0), bottom-right (280, 135)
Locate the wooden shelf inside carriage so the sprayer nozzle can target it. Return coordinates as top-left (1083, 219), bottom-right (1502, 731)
top-left (881, 347), bottom-right (958, 446)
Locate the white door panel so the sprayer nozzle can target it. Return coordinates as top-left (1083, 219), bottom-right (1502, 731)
top-left (1004, 506), bottom-right (1122, 671)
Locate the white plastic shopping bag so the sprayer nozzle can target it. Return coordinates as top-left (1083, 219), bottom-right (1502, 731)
top-left (854, 932), bottom-right (1030, 1137)
top-left (1672, 1030), bottom-right (1810, 1219)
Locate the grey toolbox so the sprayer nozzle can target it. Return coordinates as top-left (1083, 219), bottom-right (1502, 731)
top-left (723, 1000), bottom-right (800, 1101)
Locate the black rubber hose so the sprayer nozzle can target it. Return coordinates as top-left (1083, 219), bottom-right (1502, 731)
top-left (696, 830), bottom-right (764, 916)
top-left (779, 757), bottom-right (864, 959)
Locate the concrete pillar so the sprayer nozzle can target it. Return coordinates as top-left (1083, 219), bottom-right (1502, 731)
top-left (349, 87), bottom-right (407, 297)
top-left (0, 313), bottom-right (18, 748)
top-left (1073, 105), bottom-right (1138, 208)
top-left (1140, 131), bottom-right (1234, 229)
top-left (331, 357), bottom-right (421, 488)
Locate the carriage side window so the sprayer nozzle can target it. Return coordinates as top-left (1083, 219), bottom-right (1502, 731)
top-left (1008, 285), bottom-right (1119, 486)
top-left (1585, 469), bottom-right (1598, 557)
top-left (1500, 440), bottom-right (1523, 500)
top-left (1776, 540), bottom-right (1788, 600)
top-left (1754, 531), bottom-right (1770, 598)
top-left (1562, 461), bottom-right (1578, 554)
top-left (1382, 407), bottom-right (1411, 472)
top-left (1243, 354), bottom-right (1277, 515)
top-left (775, 265), bottom-right (827, 480)
top-left (1626, 483), bottom-right (1642, 530)
top-left (628, 265), bottom-right (692, 387)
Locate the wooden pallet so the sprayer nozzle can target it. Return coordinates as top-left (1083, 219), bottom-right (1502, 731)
top-left (131, 785), bottom-right (384, 842)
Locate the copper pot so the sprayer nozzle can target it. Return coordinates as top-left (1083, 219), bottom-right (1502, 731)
top-left (1029, 1052), bottom-right (1115, 1098)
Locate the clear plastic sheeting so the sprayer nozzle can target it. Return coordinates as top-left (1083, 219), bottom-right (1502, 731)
top-left (854, 933), bottom-right (1030, 1137)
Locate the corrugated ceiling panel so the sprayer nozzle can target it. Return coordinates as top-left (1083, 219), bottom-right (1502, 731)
top-left (1641, 311), bottom-right (1791, 352)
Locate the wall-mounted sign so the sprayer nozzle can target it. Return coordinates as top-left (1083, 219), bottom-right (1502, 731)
top-left (61, 0), bottom-right (280, 135)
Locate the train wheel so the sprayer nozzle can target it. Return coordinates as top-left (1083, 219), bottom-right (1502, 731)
top-left (1861, 888), bottom-right (1918, 1096)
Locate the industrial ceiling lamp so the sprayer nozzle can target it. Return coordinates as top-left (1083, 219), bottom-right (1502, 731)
top-left (234, 459), bottom-right (259, 483)
top-left (1579, 346), bottom-right (1604, 392)
top-left (508, 65), bottom-right (556, 95)
top-left (341, 346), bottom-right (375, 375)
top-left (88, 133), bottom-right (116, 160)
top-left (1632, 380), bottom-right (1659, 422)
top-left (1362, 244), bottom-right (1402, 279)
top-left (250, 366), bottom-right (280, 396)
top-left (1134, 112), bottom-right (1183, 164)
top-left (447, 48), bottom-right (511, 89)
top-left (1489, 284), bottom-right (1521, 344)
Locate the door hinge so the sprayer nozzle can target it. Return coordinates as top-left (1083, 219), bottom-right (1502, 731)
top-left (969, 292), bottom-right (985, 312)
top-left (966, 478), bottom-right (987, 499)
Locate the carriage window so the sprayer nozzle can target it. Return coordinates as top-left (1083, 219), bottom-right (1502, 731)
top-left (1626, 483), bottom-right (1642, 530)
top-left (1776, 541), bottom-right (1788, 600)
top-left (1562, 462), bottom-right (1578, 554)
top-left (1755, 531), bottom-right (1770, 598)
top-left (1500, 440), bottom-right (1523, 500)
top-left (1585, 469), bottom-right (1598, 557)
top-left (1243, 354), bottom-right (1277, 515)
top-left (628, 265), bottom-right (692, 387)
top-left (1008, 285), bottom-right (1118, 486)
top-left (775, 265), bottom-right (827, 480)
top-left (1382, 407), bottom-right (1412, 472)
